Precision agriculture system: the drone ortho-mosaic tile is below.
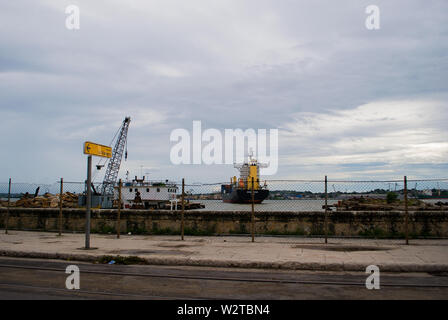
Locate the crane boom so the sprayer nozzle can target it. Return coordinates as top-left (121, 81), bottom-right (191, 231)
top-left (101, 117), bottom-right (131, 195)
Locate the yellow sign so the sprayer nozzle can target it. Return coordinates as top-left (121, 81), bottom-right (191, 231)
top-left (84, 141), bottom-right (112, 158)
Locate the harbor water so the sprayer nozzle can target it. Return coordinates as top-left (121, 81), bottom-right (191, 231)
top-left (190, 199), bottom-right (446, 212)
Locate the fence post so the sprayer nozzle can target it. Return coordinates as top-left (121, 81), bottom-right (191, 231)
top-left (85, 155), bottom-right (92, 249)
top-left (117, 179), bottom-right (122, 239)
top-left (58, 178), bottom-right (63, 236)
top-left (181, 178), bottom-right (185, 241)
top-left (404, 176), bottom-right (409, 245)
top-left (251, 177), bottom-right (255, 243)
top-left (324, 176), bottom-right (328, 244)
top-left (5, 178), bottom-right (11, 234)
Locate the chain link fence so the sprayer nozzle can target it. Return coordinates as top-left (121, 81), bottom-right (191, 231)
top-left (183, 178), bottom-right (448, 212)
top-left (183, 180), bottom-right (325, 212)
top-left (1, 178), bottom-right (447, 212)
top-left (0, 180), bottom-right (101, 208)
top-left (1, 177), bottom-right (448, 241)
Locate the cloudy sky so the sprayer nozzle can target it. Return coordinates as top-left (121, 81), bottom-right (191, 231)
top-left (0, 0), bottom-right (447, 184)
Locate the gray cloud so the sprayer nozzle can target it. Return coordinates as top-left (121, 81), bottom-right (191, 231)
top-left (0, 0), bottom-right (447, 183)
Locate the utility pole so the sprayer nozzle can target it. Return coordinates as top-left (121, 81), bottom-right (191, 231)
top-left (404, 176), bottom-right (409, 245)
top-left (85, 155), bottom-right (92, 249)
top-left (58, 178), bottom-right (63, 236)
top-left (324, 176), bottom-right (328, 244)
top-left (181, 178), bottom-right (185, 241)
top-left (117, 179), bottom-right (122, 239)
top-left (5, 178), bottom-right (11, 234)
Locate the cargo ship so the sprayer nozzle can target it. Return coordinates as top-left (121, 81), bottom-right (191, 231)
top-left (221, 156), bottom-right (269, 204)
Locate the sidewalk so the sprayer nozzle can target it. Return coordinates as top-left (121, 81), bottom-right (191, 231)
top-left (1, 230), bottom-right (448, 272)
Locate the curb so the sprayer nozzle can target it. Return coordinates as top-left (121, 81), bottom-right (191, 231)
top-left (1, 250), bottom-right (448, 273)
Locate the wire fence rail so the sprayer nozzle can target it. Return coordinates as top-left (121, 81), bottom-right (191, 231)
top-left (1, 178), bottom-right (447, 214)
top-left (1, 177), bottom-right (448, 244)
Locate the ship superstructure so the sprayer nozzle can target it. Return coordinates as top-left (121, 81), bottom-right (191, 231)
top-left (221, 156), bottom-right (269, 204)
top-left (114, 176), bottom-right (178, 209)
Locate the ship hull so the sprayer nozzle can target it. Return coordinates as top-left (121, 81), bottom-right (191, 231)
top-left (222, 188), bottom-right (269, 204)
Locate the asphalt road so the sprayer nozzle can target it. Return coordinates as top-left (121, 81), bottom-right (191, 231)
top-left (0, 257), bottom-right (448, 300)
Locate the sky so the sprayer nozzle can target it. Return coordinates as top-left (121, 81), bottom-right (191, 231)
top-left (0, 0), bottom-right (447, 184)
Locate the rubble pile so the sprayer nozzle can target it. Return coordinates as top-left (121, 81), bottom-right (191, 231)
top-left (332, 197), bottom-right (447, 211)
top-left (0, 192), bottom-right (79, 208)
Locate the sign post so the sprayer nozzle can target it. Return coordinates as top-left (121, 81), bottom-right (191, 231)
top-left (83, 141), bottom-right (111, 249)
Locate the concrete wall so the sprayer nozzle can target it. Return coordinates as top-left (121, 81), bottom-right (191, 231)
top-left (1, 208), bottom-right (448, 238)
